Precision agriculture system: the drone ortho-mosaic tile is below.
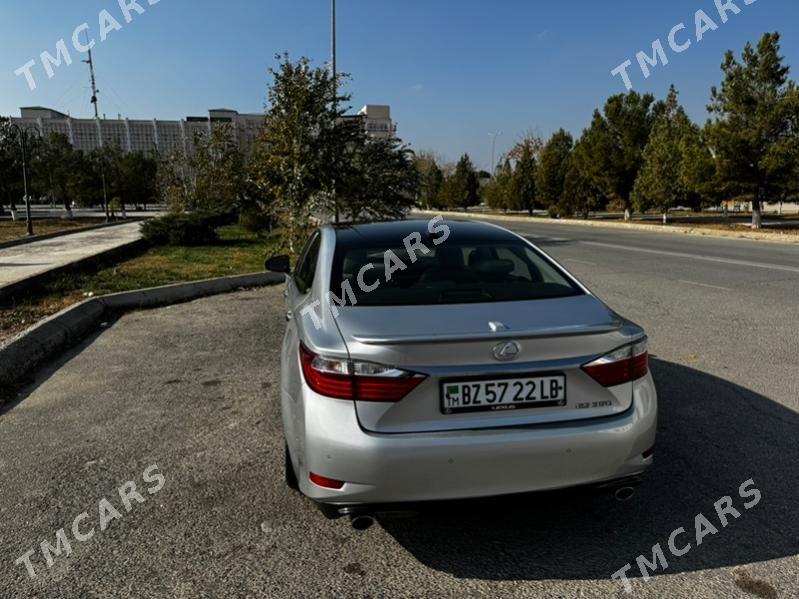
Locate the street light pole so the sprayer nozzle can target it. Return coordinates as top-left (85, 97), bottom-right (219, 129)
top-left (331, 0), bottom-right (339, 225)
top-left (8, 123), bottom-right (40, 236)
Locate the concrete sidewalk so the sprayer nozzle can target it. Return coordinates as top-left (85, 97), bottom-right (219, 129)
top-left (0, 221), bottom-right (143, 291)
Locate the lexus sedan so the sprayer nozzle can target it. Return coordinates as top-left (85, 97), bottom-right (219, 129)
top-left (267, 219), bottom-right (657, 527)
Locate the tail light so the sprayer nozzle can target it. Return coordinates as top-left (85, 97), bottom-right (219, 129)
top-left (582, 337), bottom-right (649, 387)
top-left (300, 343), bottom-right (425, 402)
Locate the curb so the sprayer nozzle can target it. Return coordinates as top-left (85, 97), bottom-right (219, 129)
top-left (0, 272), bottom-right (285, 392)
top-left (0, 218), bottom-right (146, 251)
top-left (417, 210), bottom-right (799, 246)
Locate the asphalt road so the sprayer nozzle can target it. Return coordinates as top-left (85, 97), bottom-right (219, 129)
top-left (1, 220), bottom-right (798, 598)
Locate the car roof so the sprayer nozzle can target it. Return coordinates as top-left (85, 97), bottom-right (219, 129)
top-left (330, 219), bottom-right (518, 247)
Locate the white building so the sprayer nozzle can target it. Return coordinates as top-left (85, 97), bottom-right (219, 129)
top-left (343, 105), bottom-right (396, 139)
top-left (8, 104), bottom-right (396, 156)
top-left (9, 106), bottom-right (265, 156)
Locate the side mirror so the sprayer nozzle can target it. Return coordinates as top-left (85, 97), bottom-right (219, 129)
top-left (265, 254), bottom-right (292, 274)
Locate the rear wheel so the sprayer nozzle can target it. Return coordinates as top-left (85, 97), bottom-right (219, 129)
top-left (285, 443), bottom-right (299, 491)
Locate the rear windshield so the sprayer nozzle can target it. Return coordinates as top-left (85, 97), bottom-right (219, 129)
top-left (330, 240), bottom-right (584, 307)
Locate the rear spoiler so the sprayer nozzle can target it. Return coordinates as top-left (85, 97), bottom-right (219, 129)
top-left (350, 322), bottom-right (623, 345)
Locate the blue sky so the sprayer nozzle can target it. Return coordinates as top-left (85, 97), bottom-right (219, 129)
top-left (1, 1), bottom-right (798, 169)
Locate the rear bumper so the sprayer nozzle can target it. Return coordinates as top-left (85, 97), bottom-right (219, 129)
top-left (296, 373), bottom-right (657, 506)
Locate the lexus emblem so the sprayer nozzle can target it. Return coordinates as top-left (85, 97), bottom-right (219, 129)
top-left (493, 341), bottom-right (521, 362)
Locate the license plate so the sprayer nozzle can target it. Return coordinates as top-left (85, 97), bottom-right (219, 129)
top-left (441, 374), bottom-right (567, 414)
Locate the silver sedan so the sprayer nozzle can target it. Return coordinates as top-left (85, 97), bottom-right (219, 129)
top-left (267, 218), bottom-right (657, 528)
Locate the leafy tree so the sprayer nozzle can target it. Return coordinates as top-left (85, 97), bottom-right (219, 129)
top-left (536, 129), bottom-right (573, 211)
top-left (580, 92), bottom-right (659, 220)
top-left (121, 152), bottom-right (158, 211)
top-left (0, 118), bottom-right (24, 217)
top-left (251, 54), bottom-right (359, 252)
top-left (511, 141), bottom-right (537, 214)
top-left (158, 146), bottom-right (194, 212)
top-left (69, 150), bottom-right (106, 208)
top-left (30, 132), bottom-right (76, 216)
top-left (706, 32), bottom-right (799, 228)
top-left (633, 86), bottom-right (708, 222)
top-left (507, 131), bottom-right (544, 162)
top-left (193, 124), bottom-right (246, 214)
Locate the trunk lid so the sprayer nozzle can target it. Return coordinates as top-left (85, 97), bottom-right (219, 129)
top-left (334, 295), bottom-right (636, 434)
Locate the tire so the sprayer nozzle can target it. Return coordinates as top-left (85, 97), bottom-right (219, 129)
top-left (285, 443), bottom-right (299, 491)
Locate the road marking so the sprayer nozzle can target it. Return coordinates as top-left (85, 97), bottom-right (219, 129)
top-left (564, 258), bottom-right (597, 266)
top-left (581, 241), bottom-right (799, 274)
top-left (678, 280), bottom-right (732, 291)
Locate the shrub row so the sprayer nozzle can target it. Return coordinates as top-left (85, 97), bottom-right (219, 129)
top-left (140, 212), bottom-right (232, 246)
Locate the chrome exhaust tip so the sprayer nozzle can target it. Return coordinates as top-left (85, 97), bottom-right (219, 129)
top-left (350, 515), bottom-right (375, 531)
top-left (614, 486), bottom-right (636, 502)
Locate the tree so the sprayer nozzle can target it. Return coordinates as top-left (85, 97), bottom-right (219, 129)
top-left (680, 125), bottom-right (719, 209)
top-left (414, 151), bottom-right (444, 209)
top-left (536, 129), bottom-right (573, 212)
top-left (69, 150), bottom-right (106, 208)
top-left (30, 132), bottom-right (76, 216)
top-left (193, 124), bottom-right (246, 214)
top-left (120, 152), bottom-right (158, 211)
top-left (251, 54), bottom-right (358, 251)
top-left (579, 92), bottom-right (659, 220)
top-left (511, 142), bottom-right (537, 214)
top-left (507, 131), bottom-right (544, 162)
top-left (440, 154), bottom-right (480, 210)
top-left (482, 158), bottom-right (514, 211)
top-left (0, 118), bottom-right (24, 218)
top-left (340, 136), bottom-right (419, 221)
top-left (251, 54), bottom-right (416, 250)
top-left (706, 32), bottom-right (799, 228)
top-left (561, 138), bottom-right (607, 218)
top-left (633, 86), bottom-right (708, 223)
top-left (158, 146), bottom-right (194, 212)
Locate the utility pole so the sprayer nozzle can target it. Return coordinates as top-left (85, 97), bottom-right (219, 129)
top-left (331, 0), bottom-right (339, 224)
top-left (83, 45), bottom-right (110, 222)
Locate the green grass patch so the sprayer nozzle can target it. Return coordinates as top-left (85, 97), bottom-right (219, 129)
top-left (1, 225), bottom-right (280, 345)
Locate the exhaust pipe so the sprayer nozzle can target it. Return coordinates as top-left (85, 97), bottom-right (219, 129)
top-left (350, 515), bottom-right (375, 531)
top-left (614, 486), bottom-right (636, 502)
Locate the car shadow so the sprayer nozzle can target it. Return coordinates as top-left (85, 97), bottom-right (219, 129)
top-left (378, 359), bottom-right (799, 581)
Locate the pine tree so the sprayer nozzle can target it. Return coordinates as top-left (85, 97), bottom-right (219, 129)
top-left (536, 129), bottom-right (573, 212)
top-left (633, 86), bottom-right (702, 223)
top-left (579, 92), bottom-right (659, 220)
top-left (512, 142), bottom-right (537, 214)
top-left (706, 32), bottom-right (799, 228)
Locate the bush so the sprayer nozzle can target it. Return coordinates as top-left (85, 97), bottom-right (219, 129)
top-left (239, 208), bottom-right (274, 234)
top-left (547, 204), bottom-right (560, 219)
top-left (141, 212), bottom-right (220, 246)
